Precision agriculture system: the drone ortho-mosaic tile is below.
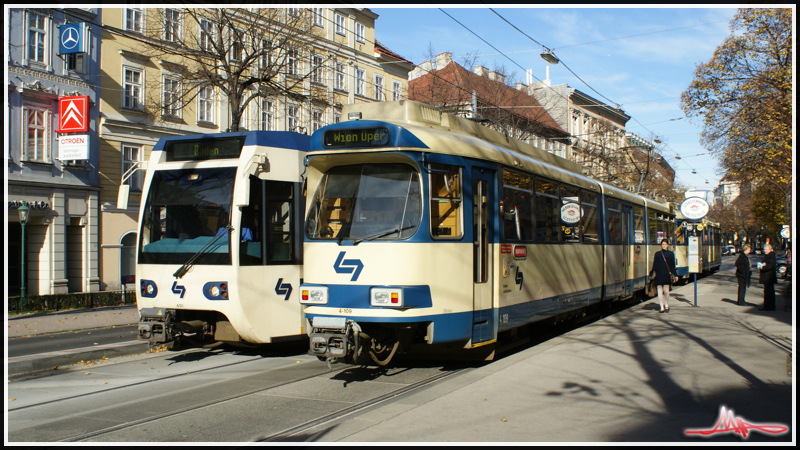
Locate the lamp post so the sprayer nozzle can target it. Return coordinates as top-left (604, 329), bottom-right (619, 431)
top-left (17, 204), bottom-right (30, 311)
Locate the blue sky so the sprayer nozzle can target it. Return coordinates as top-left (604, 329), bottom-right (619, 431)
top-left (371, 6), bottom-right (740, 195)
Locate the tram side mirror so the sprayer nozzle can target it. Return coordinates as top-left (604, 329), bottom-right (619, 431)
top-left (117, 184), bottom-right (130, 210)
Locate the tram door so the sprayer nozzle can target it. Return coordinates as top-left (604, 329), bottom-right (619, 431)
top-left (621, 204), bottom-right (633, 298)
top-left (472, 168), bottom-right (495, 345)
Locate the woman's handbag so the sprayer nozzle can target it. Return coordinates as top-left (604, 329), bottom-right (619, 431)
top-left (662, 251), bottom-right (678, 285)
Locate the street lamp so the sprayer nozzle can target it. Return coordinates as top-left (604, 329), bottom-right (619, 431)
top-left (540, 49), bottom-right (560, 65)
top-left (17, 204), bottom-right (29, 311)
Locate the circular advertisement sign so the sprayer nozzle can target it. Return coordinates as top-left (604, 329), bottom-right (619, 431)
top-left (680, 197), bottom-right (710, 221)
top-left (560, 202), bottom-right (582, 224)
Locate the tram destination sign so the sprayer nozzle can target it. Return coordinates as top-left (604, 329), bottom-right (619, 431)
top-left (323, 127), bottom-right (390, 148)
top-left (679, 197), bottom-right (710, 222)
top-left (166, 136), bottom-right (246, 161)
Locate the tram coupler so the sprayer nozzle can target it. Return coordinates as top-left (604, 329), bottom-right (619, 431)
top-left (308, 317), bottom-right (362, 367)
top-left (138, 308), bottom-right (176, 346)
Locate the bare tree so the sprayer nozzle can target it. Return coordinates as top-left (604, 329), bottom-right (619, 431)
top-left (132, 8), bottom-right (340, 131)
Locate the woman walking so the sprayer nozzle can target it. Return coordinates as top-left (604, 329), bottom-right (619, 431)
top-left (650, 238), bottom-right (677, 313)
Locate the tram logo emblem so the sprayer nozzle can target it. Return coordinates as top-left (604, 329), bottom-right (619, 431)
top-left (334, 251), bottom-right (364, 282)
top-left (275, 278), bottom-right (292, 301)
top-left (515, 267), bottom-right (524, 290)
top-left (171, 281), bottom-right (186, 298)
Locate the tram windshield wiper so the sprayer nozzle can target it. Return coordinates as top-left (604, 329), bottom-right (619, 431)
top-left (337, 191), bottom-right (358, 246)
top-left (173, 225), bottom-right (232, 279)
top-left (353, 226), bottom-right (415, 245)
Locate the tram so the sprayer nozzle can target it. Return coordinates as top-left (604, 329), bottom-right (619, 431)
top-left (125, 131), bottom-right (310, 348)
top-left (299, 100), bottom-right (675, 366)
top-left (674, 213), bottom-right (722, 281)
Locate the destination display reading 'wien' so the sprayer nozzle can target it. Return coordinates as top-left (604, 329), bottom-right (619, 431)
top-left (323, 127), bottom-right (390, 148)
top-left (165, 136), bottom-right (246, 161)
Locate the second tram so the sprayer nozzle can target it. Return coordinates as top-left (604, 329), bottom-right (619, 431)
top-left (129, 131), bottom-right (310, 348)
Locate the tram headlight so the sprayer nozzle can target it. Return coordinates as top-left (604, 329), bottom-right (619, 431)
top-left (370, 288), bottom-right (403, 307)
top-left (300, 286), bottom-right (328, 305)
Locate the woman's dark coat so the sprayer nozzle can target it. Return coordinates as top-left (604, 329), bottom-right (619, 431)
top-left (735, 252), bottom-right (752, 286)
top-left (650, 249), bottom-right (677, 286)
top-left (759, 251), bottom-right (777, 285)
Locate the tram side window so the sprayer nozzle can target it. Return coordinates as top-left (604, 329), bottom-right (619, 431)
top-left (648, 210), bottom-right (658, 244)
top-left (559, 184), bottom-right (581, 243)
top-left (534, 178), bottom-right (560, 243)
top-left (429, 164), bottom-right (463, 239)
top-left (633, 206), bottom-right (645, 244)
top-left (582, 191), bottom-right (599, 244)
top-left (502, 169), bottom-right (532, 241)
top-left (606, 198), bottom-right (622, 245)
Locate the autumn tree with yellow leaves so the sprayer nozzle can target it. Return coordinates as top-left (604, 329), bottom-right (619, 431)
top-left (681, 8), bottom-right (792, 237)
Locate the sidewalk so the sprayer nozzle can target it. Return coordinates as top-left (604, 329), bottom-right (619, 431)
top-left (298, 270), bottom-right (794, 442)
top-left (7, 304), bottom-right (140, 338)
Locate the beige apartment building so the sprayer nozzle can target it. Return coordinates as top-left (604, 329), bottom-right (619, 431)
top-left (97, 7), bottom-right (412, 291)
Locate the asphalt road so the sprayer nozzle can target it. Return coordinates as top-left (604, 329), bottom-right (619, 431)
top-left (7, 325), bottom-right (139, 358)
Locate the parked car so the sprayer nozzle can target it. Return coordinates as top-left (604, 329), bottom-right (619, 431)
top-left (722, 245), bottom-right (736, 255)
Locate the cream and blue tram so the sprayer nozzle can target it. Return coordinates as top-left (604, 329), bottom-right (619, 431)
top-left (674, 214), bottom-right (722, 280)
top-left (300, 101), bottom-right (673, 365)
top-left (134, 131), bottom-right (309, 348)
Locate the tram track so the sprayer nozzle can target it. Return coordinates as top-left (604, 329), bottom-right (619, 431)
top-left (57, 360), bottom-right (355, 443)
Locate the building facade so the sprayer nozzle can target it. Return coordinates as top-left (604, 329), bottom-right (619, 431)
top-left (96, 7), bottom-right (413, 291)
top-left (7, 8), bottom-right (103, 297)
top-left (528, 73), bottom-right (631, 185)
top-left (408, 52), bottom-right (570, 157)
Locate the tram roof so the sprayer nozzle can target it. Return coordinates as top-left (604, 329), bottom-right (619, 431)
top-left (311, 100), bottom-right (672, 211)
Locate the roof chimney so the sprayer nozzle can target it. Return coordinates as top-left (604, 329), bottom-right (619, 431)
top-left (435, 52), bottom-right (452, 69)
top-left (474, 65), bottom-right (488, 77)
top-left (543, 66), bottom-right (551, 86)
top-left (488, 71), bottom-right (505, 83)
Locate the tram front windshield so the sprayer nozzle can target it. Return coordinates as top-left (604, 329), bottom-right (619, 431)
top-left (139, 167), bottom-right (235, 265)
top-left (306, 164), bottom-right (421, 242)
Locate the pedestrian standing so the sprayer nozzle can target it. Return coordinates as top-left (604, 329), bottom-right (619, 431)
top-left (735, 244), bottom-right (752, 306)
top-left (757, 243), bottom-right (777, 311)
top-left (650, 238), bottom-right (677, 313)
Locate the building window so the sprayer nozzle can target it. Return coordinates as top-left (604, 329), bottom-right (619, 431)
top-left (312, 110), bottom-right (324, 132)
top-left (259, 39), bottom-right (272, 70)
top-left (23, 107), bottom-right (50, 163)
top-left (126, 8), bottom-right (143, 33)
top-left (312, 8), bottom-right (325, 28)
top-left (260, 98), bottom-right (274, 131)
top-left (287, 104), bottom-right (300, 132)
top-left (355, 67), bottom-right (365, 97)
top-left (122, 144), bottom-right (142, 191)
top-left (311, 53), bottom-right (325, 84)
top-left (65, 53), bottom-right (85, 73)
top-left (123, 67), bottom-right (143, 110)
top-left (199, 18), bottom-right (214, 52)
top-left (374, 74), bottom-right (384, 101)
top-left (198, 86), bottom-right (215, 123)
top-left (230, 28), bottom-right (244, 63)
top-left (334, 111), bottom-right (341, 123)
top-left (164, 8), bottom-right (182, 43)
top-left (355, 22), bottom-right (365, 43)
top-left (335, 14), bottom-right (346, 36)
top-left (335, 61), bottom-right (346, 91)
top-left (162, 77), bottom-right (182, 117)
top-left (392, 81), bottom-right (402, 101)
top-left (27, 11), bottom-right (47, 64)
top-left (287, 48), bottom-right (300, 76)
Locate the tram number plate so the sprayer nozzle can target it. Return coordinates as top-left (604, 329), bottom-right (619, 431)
top-left (339, 308), bottom-right (352, 314)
